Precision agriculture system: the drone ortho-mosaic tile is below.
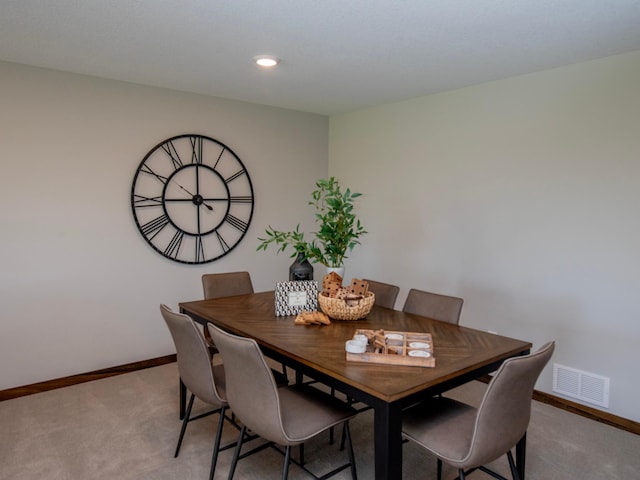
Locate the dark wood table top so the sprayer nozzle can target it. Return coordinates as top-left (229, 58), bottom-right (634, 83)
top-left (180, 291), bottom-right (531, 404)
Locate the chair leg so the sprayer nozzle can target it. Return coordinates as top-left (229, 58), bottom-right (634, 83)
top-left (343, 422), bottom-right (358, 480)
top-left (436, 458), bottom-right (442, 480)
top-left (507, 450), bottom-right (521, 480)
top-left (228, 425), bottom-right (246, 480)
top-left (282, 445), bottom-right (292, 480)
top-left (458, 468), bottom-right (466, 480)
top-left (179, 379), bottom-right (187, 420)
top-left (209, 406), bottom-right (226, 480)
top-left (175, 393), bottom-right (195, 457)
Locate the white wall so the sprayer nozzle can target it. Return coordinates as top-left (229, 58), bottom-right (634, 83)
top-left (3, 51), bottom-right (638, 423)
top-left (329, 50), bottom-right (640, 422)
top-left (0, 62), bottom-right (328, 389)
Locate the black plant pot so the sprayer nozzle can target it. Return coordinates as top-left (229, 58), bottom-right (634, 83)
top-left (289, 253), bottom-right (314, 281)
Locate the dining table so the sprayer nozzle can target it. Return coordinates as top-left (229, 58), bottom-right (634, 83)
top-left (179, 291), bottom-right (532, 480)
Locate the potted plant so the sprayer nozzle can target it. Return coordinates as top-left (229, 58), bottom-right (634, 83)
top-left (257, 177), bottom-right (367, 275)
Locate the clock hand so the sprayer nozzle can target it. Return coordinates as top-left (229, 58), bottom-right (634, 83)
top-left (176, 183), bottom-right (214, 211)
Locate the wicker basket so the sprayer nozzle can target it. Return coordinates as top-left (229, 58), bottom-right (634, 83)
top-left (318, 292), bottom-right (375, 321)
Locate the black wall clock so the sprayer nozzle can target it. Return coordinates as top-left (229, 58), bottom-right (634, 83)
top-left (131, 134), bottom-right (254, 264)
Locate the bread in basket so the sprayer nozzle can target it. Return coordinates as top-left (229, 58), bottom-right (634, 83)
top-left (318, 291), bottom-right (375, 321)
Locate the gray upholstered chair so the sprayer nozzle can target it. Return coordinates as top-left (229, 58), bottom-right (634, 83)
top-left (208, 323), bottom-right (358, 480)
top-left (160, 304), bottom-right (232, 480)
top-left (201, 271), bottom-right (254, 300)
top-left (402, 288), bottom-right (464, 324)
top-left (201, 271), bottom-right (289, 385)
top-left (402, 341), bottom-right (555, 480)
top-left (200, 271), bottom-right (254, 353)
top-left (363, 278), bottom-right (400, 309)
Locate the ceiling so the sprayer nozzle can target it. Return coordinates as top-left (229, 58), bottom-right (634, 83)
top-left (2, 0), bottom-right (640, 116)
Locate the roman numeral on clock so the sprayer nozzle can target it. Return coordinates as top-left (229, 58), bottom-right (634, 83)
top-left (224, 169), bottom-right (246, 184)
top-left (161, 140), bottom-right (184, 170)
top-left (133, 194), bottom-right (163, 208)
top-left (195, 237), bottom-right (205, 263)
top-left (190, 136), bottom-right (203, 164)
top-left (225, 214), bottom-right (248, 232)
top-left (140, 164), bottom-right (168, 185)
top-left (164, 230), bottom-right (184, 258)
top-left (141, 214), bottom-right (169, 238)
top-left (215, 231), bottom-right (230, 252)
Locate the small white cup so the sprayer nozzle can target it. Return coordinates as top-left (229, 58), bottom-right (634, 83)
top-left (385, 333), bottom-right (403, 346)
top-left (408, 350), bottom-right (431, 357)
top-left (353, 334), bottom-right (368, 345)
top-left (345, 340), bottom-right (366, 354)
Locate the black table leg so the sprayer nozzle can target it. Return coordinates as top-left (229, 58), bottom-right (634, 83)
top-left (373, 401), bottom-right (403, 480)
top-left (516, 432), bottom-right (527, 479)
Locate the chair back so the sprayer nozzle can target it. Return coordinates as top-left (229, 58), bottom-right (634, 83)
top-left (202, 271), bottom-right (254, 300)
top-left (364, 279), bottom-right (400, 309)
top-left (208, 324), bottom-right (289, 445)
top-left (160, 304), bottom-right (225, 406)
top-left (402, 288), bottom-right (464, 324)
top-left (465, 341), bottom-right (555, 467)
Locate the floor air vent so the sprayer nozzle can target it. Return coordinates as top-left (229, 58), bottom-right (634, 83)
top-left (552, 364), bottom-right (609, 408)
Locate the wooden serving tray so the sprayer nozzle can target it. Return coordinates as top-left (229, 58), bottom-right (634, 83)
top-left (346, 329), bottom-right (435, 367)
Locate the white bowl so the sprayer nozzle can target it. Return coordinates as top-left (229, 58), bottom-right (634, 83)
top-left (409, 342), bottom-right (430, 349)
top-left (353, 334), bottom-right (368, 345)
top-left (408, 350), bottom-right (431, 358)
top-left (385, 333), bottom-right (403, 345)
top-left (385, 333), bottom-right (403, 340)
top-left (345, 340), bottom-right (366, 354)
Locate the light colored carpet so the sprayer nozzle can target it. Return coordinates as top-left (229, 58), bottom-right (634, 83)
top-left (1, 363), bottom-right (638, 479)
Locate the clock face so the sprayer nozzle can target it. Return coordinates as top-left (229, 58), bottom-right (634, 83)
top-left (131, 134), bottom-right (254, 264)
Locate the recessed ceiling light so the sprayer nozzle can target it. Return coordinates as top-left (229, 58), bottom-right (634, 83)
top-left (254, 55), bottom-right (280, 68)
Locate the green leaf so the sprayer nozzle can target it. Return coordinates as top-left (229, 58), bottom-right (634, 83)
top-left (255, 177), bottom-right (366, 267)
